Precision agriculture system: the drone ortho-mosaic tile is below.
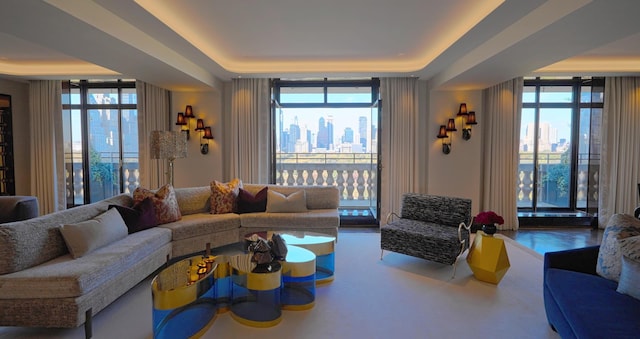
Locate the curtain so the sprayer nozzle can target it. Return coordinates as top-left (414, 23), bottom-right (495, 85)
top-left (229, 78), bottom-right (271, 184)
top-left (481, 77), bottom-right (523, 230)
top-left (380, 78), bottom-right (419, 224)
top-left (598, 77), bottom-right (640, 227)
top-left (29, 80), bottom-right (64, 215)
top-left (136, 80), bottom-right (171, 189)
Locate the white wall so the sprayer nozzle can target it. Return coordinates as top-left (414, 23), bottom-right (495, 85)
top-left (0, 78), bottom-right (30, 195)
top-left (171, 90), bottom-right (224, 188)
top-left (427, 89), bottom-right (483, 215)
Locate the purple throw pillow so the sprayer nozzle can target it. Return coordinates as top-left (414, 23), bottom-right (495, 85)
top-left (109, 197), bottom-right (159, 233)
top-left (236, 187), bottom-right (268, 214)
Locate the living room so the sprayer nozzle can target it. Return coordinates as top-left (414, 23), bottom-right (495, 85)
top-left (1, 1), bottom-right (640, 338)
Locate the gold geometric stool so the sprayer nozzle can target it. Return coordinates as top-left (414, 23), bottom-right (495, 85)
top-left (466, 232), bottom-right (510, 284)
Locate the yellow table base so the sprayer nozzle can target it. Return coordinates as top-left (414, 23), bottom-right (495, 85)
top-left (466, 232), bottom-right (510, 284)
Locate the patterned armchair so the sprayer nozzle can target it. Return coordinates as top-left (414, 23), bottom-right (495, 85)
top-left (381, 194), bottom-right (472, 274)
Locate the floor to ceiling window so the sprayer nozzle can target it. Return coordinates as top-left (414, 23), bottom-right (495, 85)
top-left (272, 78), bottom-right (380, 223)
top-left (62, 80), bottom-right (138, 207)
top-left (518, 77), bottom-right (603, 215)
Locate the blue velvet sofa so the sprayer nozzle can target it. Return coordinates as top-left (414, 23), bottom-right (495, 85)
top-left (544, 245), bottom-right (640, 338)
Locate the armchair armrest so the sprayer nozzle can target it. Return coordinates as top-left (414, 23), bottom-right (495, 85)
top-left (543, 245), bottom-right (599, 276)
top-left (386, 212), bottom-right (401, 224)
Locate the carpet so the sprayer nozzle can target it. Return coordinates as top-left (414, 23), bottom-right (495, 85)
top-left (0, 233), bottom-right (558, 339)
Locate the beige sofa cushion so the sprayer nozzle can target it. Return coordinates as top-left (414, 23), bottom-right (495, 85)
top-left (0, 227), bottom-right (171, 299)
top-left (159, 213), bottom-right (241, 241)
top-left (240, 209), bottom-right (339, 229)
top-left (175, 186), bottom-right (211, 215)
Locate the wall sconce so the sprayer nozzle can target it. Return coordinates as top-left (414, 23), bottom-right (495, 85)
top-left (175, 112), bottom-right (189, 139)
top-left (437, 125), bottom-right (451, 154)
top-left (463, 111), bottom-right (478, 140)
top-left (456, 103), bottom-right (479, 140)
top-left (201, 126), bottom-right (214, 154)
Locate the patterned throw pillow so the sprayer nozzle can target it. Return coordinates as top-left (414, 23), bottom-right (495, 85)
top-left (596, 214), bottom-right (640, 281)
top-left (133, 184), bottom-right (181, 225)
top-left (210, 178), bottom-right (243, 214)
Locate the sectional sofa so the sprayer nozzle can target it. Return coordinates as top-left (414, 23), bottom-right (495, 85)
top-left (0, 183), bottom-right (339, 338)
top-left (543, 213), bottom-right (640, 338)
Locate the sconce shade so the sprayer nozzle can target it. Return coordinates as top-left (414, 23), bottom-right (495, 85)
top-left (466, 111), bottom-right (478, 125)
top-left (150, 131), bottom-right (187, 160)
top-left (195, 119), bottom-right (205, 131)
top-left (446, 118), bottom-right (457, 132)
top-left (457, 103), bottom-right (468, 116)
top-left (175, 112), bottom-right (187, 126)
top-left (184, 105), bottom-right (194, 119)
top-left (437, 125), bottom-right (448, 138)
top-left (203, 126), bottom-right (214, 139)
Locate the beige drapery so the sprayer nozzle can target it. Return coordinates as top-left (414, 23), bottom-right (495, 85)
top-left (29, 80), bottom-right (65, 215)
top-left (380, 77), bottom-right (419, 224)
top-left (136, 80), bottom-right (171, 189)
top-left (229, 78), bottom-right (271, 184)
top-left (598, 77), bottom-right (640, 227)
top-left (481, 78), bottom-right (523, 230)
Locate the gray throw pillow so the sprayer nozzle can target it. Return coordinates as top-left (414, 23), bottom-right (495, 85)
top-left (59, 208), bottom-right (128, 258)
top-left (266, 190), bottom-right (307, 213)
top-left (616, 255), bottom-right (640, 300)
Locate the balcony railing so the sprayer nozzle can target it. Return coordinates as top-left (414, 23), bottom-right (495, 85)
top-left (517, 152), bottom-right (599, 210)
top-left (275, 153), bottom-right (378, 209)
top-left (65, 151), bottom-right (140, 207)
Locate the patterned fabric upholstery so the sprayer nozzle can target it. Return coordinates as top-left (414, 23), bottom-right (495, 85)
top-left (381, 194), bottom-right (471, 266)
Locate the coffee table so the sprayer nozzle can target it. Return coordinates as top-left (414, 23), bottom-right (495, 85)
top-left (280, 231), bottom-right (336, 283)
top-left (151, 255), bottom-right (218, 339)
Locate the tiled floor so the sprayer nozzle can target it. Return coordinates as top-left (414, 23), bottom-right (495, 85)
top-left (341, 226), bottom-right (604, 255)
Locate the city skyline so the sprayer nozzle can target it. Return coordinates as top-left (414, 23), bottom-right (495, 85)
top-left (277, 107), bottom-right (377, 153)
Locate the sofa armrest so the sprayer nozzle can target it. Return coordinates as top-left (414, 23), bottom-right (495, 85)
top-left (543, 245), bottom-right (599, 276)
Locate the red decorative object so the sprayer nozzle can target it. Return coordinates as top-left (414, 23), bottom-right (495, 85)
top-left (475, 211), bottom-right (504, 225)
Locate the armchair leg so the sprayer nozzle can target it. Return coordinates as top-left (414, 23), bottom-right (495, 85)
top-left (380, 249), bottom-right (384, 260)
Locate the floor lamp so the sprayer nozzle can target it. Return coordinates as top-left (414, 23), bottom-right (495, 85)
top-left (150, 131), bottom-right (187, 186)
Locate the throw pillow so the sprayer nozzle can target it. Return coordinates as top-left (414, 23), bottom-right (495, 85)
top-left (236, 187), bottom-right (268, 214)
top-left (133, 184), bottom-right (181, 225)
top-left (59, 208), bottom-right (128, 259)
top-left (109, 197), bottom-right (159, 234)
top-left (616, 255), bottom-right (640, 300)
top-left (596, 214), bottom-right (640, 281)
top-left (266, 190), bottom-right (308, 213)
top-left (210, 178), bottom-right (243, 214)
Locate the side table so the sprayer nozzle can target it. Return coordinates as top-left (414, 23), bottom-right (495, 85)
top-left (466, 232), bottom-right (510, 284)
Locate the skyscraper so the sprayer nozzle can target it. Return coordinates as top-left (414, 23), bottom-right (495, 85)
top-left (359, 116), bottom-right (367, 150)
top-left (343, 127), bottom-right (354, 143)
top-left (327, 115), bottom-right (334, 149)
top-left (317, 117), bottom-right (328, 149)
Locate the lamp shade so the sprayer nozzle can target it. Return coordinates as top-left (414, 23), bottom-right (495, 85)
top-left (184, 105), bottom-right (194, 119)
top-left (150, 131), bottom-right (187, 160)
top-left (195, 118), bottom-right (205, 131)
top-left (175, 112), bottom-right (186, 126)
top-left (203, 127), bottom-right (214, 140)
top-left (466, 111), bottom-right (478, 125)
top-left (446, 118), bottom-right (457, 132)
top-left (437, 125), bottom-right (448, 138)
top-left (457, 103), bottom-right (468, 116)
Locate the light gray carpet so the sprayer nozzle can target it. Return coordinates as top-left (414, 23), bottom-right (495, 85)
top-left (0, 233), bottom-right (558, 339)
